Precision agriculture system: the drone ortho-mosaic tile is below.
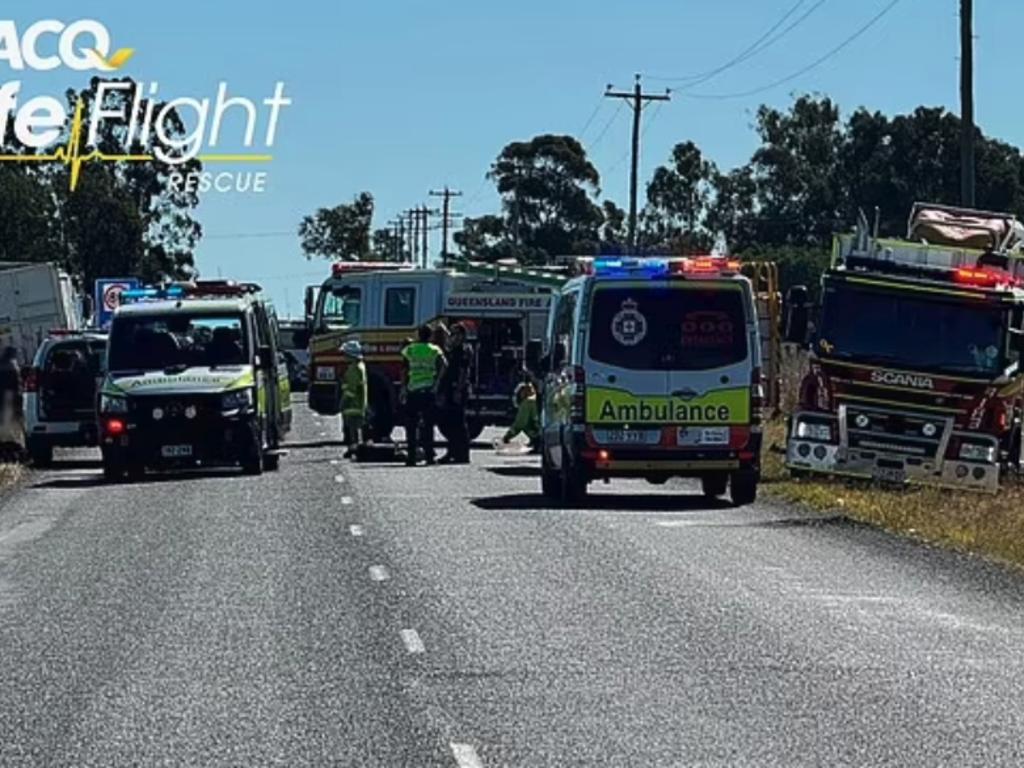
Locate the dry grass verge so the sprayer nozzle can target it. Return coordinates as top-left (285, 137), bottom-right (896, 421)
top-left (0, 462), bottom-right (21, 492)
top-left (761, 420), bottom-right (1024, 568)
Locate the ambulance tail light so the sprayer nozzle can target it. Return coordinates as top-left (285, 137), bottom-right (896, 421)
top-left (570, 365), bottom-right (587, 422)
top-left (750, 367), bottom-right (765, 426)
top-left (22, 367), bottom-right (38, 394)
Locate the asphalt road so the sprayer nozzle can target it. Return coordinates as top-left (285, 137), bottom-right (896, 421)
top-left (1, 402), bottom-right (1023, 766)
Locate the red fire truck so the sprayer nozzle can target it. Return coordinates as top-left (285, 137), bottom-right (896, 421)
top-left (785, 202), bottom-right (1024, 492)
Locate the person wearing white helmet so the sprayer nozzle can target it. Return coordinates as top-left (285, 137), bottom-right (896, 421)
top-left (340, 340), bottom-right (368, 458)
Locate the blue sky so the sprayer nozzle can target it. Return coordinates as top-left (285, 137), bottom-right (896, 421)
top-left (9, 0), bottom-right (1024, 315)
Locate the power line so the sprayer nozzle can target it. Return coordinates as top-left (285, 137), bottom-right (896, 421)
top-left (586, 101), bottom-right (625, 154)
top-left (647, 0), bottom-right (823, 86)
top-left (607, 100), bottom-right (667, 179)
top-left (204, 231), bottom-right (296, 240)
top-left (578, 99), bottom-right (605, 140)
top-left (688, 0), bottom-right (905, 100)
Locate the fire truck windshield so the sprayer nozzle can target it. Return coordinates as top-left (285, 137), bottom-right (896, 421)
top-left (817, 282), bottom-right (1008, 376)
top-left (317, 284), bottom-right (362, 328)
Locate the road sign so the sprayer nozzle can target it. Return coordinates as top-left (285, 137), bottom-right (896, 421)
top-left (94, 278), bottom-right (139, 329)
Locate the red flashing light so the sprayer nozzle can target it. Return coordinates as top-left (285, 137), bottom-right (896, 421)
top-left (669, 256), bottom-right (742, 275)
top-left (953, 267), bottom-right (1019, 288)
top-left (597, 450), bottom-right (611, 462)
top-left (331, 261), bottom-right (411, 277)
top-left (104, 418), bottom-right (126, 436)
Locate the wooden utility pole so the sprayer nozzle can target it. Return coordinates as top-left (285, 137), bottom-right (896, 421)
top-left (406, 209), bottom-right (419, 265)
top-left (960, 0), bottom-right (975, 207)
top-left (430, 187), bottom-right (463, 266)
top-left (605, 74), bottom-right (671, 250)
top-left (420, 206), bottom-right (429, 268)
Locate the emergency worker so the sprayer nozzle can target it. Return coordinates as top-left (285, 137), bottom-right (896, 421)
top-left (502, 381), bottom-right (540, 451)
top-left (401, 325), bottom-right (446, 466)
top-left (439, 322), bottom-right (471, 464)
top-left (340, 340), bottom-right (368, 459)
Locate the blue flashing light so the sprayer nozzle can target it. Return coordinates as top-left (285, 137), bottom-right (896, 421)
top-left (121, 285), bottom-right (186, 303)
top-left (592, 257), bottom-right (669, 276)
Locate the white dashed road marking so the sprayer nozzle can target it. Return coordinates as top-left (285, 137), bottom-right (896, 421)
top-left (334, 474), bottom-right (346, 484)
top-left (349, 524), bottom-right (364, 537)
top-left (341, 496), bottom-right (354, 505)
top-left (450, 743), bottom-right (484, 768)
top-left (400, 629), bottom-right (425, 654)
top-left (369, 565), bottom-right (389, 582)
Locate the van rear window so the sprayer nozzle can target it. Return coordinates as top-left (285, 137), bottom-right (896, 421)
top-left (587, 287), bottom-right (748, 371)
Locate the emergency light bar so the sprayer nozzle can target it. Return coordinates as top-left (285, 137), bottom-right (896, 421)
top-left (331, 261), bottom-right (413, 277)
top-left (578, 256), bottom-right (741, 278)
top-left (120, 280), bottom-right (263, 304)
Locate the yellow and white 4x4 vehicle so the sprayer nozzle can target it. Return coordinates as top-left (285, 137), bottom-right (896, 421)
top-left (98, 281), bottom-right (292, 481)
top-left (540, 256), bottom-right (764, 506)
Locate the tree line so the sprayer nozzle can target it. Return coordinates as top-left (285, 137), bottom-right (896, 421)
top-left (302, 95), bottom-right (1024, 294)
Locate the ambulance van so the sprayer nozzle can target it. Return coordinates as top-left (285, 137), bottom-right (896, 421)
top-left (539, 256), bottom-right (764, 506)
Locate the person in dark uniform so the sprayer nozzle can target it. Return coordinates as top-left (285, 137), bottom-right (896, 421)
top-left (0, 347), bottom-right (22, 422)
top-left (439, 323), bottom-right (471, 464)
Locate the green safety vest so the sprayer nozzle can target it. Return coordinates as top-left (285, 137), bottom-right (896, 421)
top-left (403, 342), bottom-right (444, 392)
top-left (341, 361), bottom-right (368, 417)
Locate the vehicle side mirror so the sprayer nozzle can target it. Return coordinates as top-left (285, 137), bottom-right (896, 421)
top-left (552, 341), bottom-right (568, 370)
top-left (258, 344), bottom-right (273, 368)
top-left (1011, 328), bottom-right (1024, 355)
top-left (525, 339), bottom-right (543, 372)
top-left (784, 285), bottom-right (811, 345)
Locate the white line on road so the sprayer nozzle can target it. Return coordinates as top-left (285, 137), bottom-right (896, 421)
top-left (341, 496), bottom-right (353, 505)
top-left (400, 628), bottom-right (425, 654)
top-left (329, 459), bottom-right (340, 466)
top-left (349, 524), bottom-right (364, 537)
top-left (369, 565), bottom-right (389, 582)
top-left (450, 743), bottom-right (484, 768)
top-left (334, 474), bottom-right (346, 484)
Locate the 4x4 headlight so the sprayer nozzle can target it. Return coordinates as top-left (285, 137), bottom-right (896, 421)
top-left (222, 388), bottom-right (255, 411)
top-left (795, 421), bottom-right (832, 442)
top-left (100, 394), bottom-right (128, 414)
top-left (959, 442), bottom-right (996, 463)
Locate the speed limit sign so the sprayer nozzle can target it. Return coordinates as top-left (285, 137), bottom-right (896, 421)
top-left (94, 278), bottom-right (139, 328)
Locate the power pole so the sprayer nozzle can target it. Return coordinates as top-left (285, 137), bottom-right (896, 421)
top-left (407, 209), bottom-right (419, 266)
top-left (430, 186), bottom-right (463, 266)
top-left (420, 206), bottom-right (429, 268)
top-left (960, 0), bottom-right (976, 207)
top-left (605, 74), bottom-right (671, 250)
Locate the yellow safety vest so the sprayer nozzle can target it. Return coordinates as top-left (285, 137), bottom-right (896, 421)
top-left (402, 342), bottom-right (444, 392)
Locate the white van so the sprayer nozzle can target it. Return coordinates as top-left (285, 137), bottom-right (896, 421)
top-left (540, 256), bottom-right (764, 506)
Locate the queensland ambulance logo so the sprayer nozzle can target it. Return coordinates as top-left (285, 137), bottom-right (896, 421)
top-left (611, 298), bottom-right (647, 347)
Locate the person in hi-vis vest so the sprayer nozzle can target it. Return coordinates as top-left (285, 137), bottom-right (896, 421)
top-left (401, 325), bottom-right (446, 466)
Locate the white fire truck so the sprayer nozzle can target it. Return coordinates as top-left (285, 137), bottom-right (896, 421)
top-left (304, 261), bottom-right (564, 440)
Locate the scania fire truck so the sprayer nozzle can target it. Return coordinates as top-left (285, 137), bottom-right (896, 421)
top-left (786, 202), bottom-right (1024, 492)
top-left (304, 261), bottom-right (563, 440)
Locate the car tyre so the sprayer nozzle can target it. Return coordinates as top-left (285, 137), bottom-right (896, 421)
top-left (540, 446), bottom-right (559, 499)
top-left (559, 449), bottom-right (588, 507)
top-left (701, 474), bottom-right (728, 498)
top-left (730, 470), bottom-right (758, 507)
top-left (28, 441), bottom-right (53, 468)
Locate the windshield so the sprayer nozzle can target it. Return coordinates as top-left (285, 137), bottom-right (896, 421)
top-left (588, 286), bottom-right (749, 371)
top-left (319, 284), bottom-right (361, 327)
top-left (108, 313), bottom-right (249, 372)
top-left (818, 282), bottom-right (1008, 375)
